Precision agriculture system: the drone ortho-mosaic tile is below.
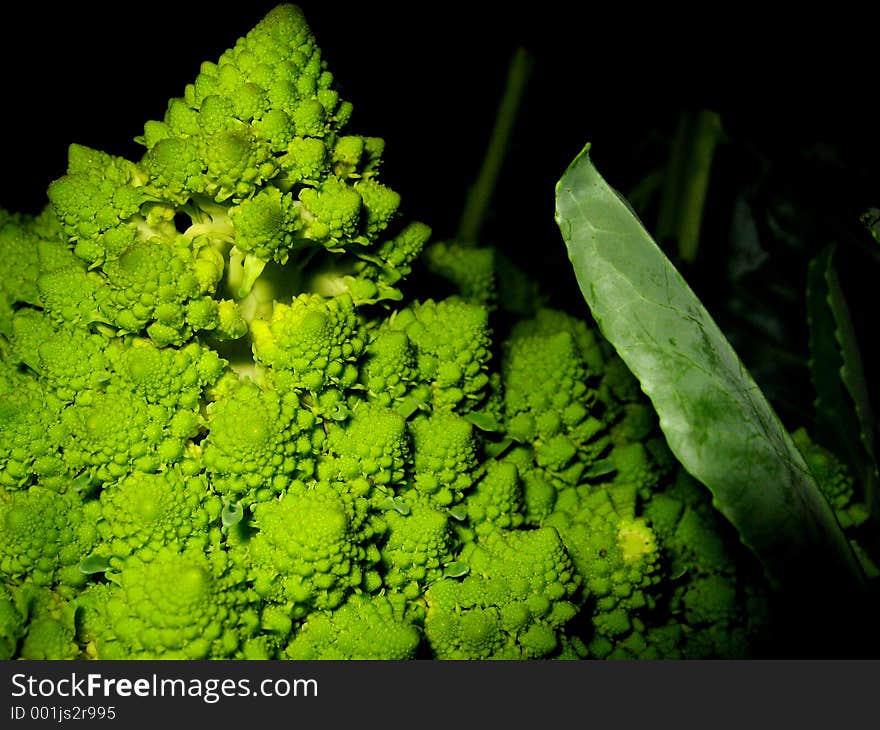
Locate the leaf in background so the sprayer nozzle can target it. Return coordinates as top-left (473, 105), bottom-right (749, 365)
top-left (861, 208), bottom-right (880, 245)
top-left (721, 195), bottom-right (812, 427)
top-left (808, 244), bottom-right (879, 516)
top-left (727, 195), bottom-right (769, 280)
top-left (554, 143), bottom-right (864, 593)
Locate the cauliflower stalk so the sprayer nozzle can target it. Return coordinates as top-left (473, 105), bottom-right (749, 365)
top-left (0, 4), bottom-right (773, 660)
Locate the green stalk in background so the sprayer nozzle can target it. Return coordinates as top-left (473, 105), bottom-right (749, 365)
top-left (457, 47), bottom-right (533, 245)
top-left (656, 109), bottom-right (723, 263)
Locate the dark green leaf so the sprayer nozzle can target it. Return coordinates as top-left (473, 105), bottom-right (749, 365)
top-left (554, 144), bottom-right (864, 592)
top-left (809, 245), bottom-right (879, 514)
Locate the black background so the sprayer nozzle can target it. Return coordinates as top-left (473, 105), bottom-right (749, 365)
top-left (2, 2), bottom-right (876, 233)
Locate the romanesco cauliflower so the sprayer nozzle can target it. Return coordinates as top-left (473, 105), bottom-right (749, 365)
top-left (0, 4), bottom-right (777, 660)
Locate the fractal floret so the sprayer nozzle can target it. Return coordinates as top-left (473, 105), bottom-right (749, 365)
top-left (0, 5), bottom-right (775, 659)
